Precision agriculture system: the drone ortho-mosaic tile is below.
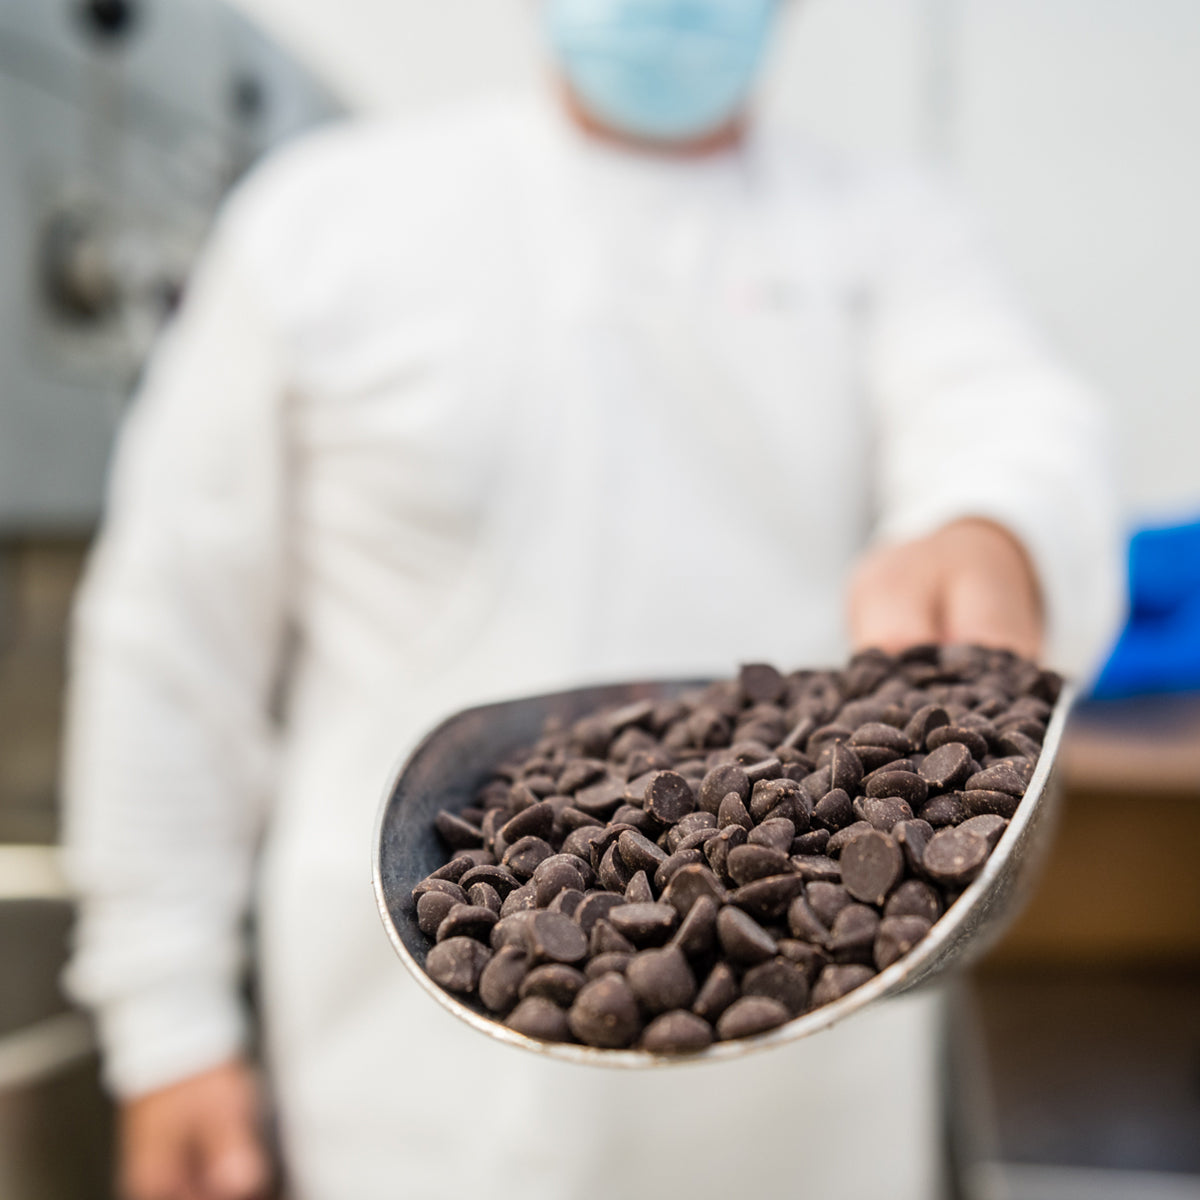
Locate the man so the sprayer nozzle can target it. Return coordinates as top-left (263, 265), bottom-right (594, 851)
top-left (63, 2), bottom-right (1121, 1198)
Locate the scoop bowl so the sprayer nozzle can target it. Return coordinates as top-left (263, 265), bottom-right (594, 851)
top-left (373, 678), bottom-right (1073, 1066)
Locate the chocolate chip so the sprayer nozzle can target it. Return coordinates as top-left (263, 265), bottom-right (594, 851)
top-left (703, 823), bottom-right (747, 879)
top-left (526, 911), bottom-right (589, 964)
top-left (653, 849), bottom-right (704, 891)
top-left (548, 888), bottom-right (585, 918)
top-left (874, 915), bottom-right (932, 970)
top-left (425, 857), bottom-right (475, 884)
top-left (811, 964), bottom-right (875, 1006)
top-left (829, 743), bottom-right (864, 793)
top-left (641, 1010), bottom-right (714, 1054)
top-left (923, 827), bottom-right (989, 887)
top-left (671, 894), bottom-right (718, 957)
top-left (693, 961), bottom-right (740, 1022)
top-left (608, 903), bottom-right (679, 947)
top-left (963, 789), bottom-right (1021, 819)
top-left (626, 946), bottom-right (697, 1014)
top-left (468, 882), bottom-right (502, 914)
top-left (789, 854), bottom-right (842, 883)
top-left (568, 974), bottom-right (642, 1048)
top-left (661, 864), bottom-right (727, 915)
top-left (750, 819), bottom-right (799, 857)
top-left (532, 857), bottom-right (586, 907)
top-left (715, 996), bottom-right (791, 1040)
top-left (417, 891), bottom-right (458, 938)
top-left (740, 662), bottom-right (787, 704)
top-left (742, 958), bottom-right (810, 1015)
top-left (502, 836), bottom-right (555, 880)
top-left (616, 829), bottom-right (667, 875)
top-left (827, 904), bottom-right (880, 963)
top-left (479, 945), bottom-right (529, 1013)
top-left (749, 778), bottom-right (803, 824)
top-left (884, 880), bottom-right (942, 923)
top-left (958, 814), bottom-right (1008, 849)
top-left (813, 788), bottom-right (854, 832)
top-left (435, 811), bottom-right (484, 850)
top-left (717, 791), bottom-right (754, 831)
top-left (852, 795), bottom-right (914, 832)
top-left (966, 763), bottom-right (1027, 797)
top-left (892, 819), bottom-right (933, 873)
top-left (918, 793), bottom-right (968, 827)
top-left (411, 877), bottom-right (468, 904)
top-left (919, 742), bottom-right (976, 791)
top-left (590, 918), bottom-right (635, 957)
top-left (730, 874), bottom-right (808, 921)
top-left (436, 904), bottom-right (498, 943)
top-left (807, 881), bottom-right (853, 928)
top-left (490, 910), bottom-right (536, 951)
top-left (926, 725), bottom-right (990, 760)
top-left (624, 870), bottom-right (655, 905)
top-left (585, 952), bottom-right (634, 979)
top-left (508, 996), bottom-right (571, 1041)
top-left (519, 963), bottom-right (587, 1007)
top-left (777, 939), bottom-right (830, 984)
top-left (716, 906), bottom-right (777, 964)
top-left (574, 891), bottom-right (626, 936)
top-left (826, 821), bottom-right (874, 857)
top-left (849, 723), bottom-right (913, 754)
top-left (426, 937), bottom-right (492, 994)
top-left (727, 844), bottom-right (792, 885)
top-left (905, 704), bottom-right (950, 745)
top-left (792, 828), bottom-right (832, 855)
top-left (840, 831), bottom-right (903, 906)
top-left (864, 770), bottom-right (928, 807)
top-left (643, 771), bottom-right (696, 824)
top-left (458, 864), bottom-right (522, 897)
top-left (698, 762), bottom-right (751, 815)
top-left (499, 800), bottom-right (556, 845)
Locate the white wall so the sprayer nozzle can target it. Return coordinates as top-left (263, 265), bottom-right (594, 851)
top-left (232, 0), bottom-right (1200, 523)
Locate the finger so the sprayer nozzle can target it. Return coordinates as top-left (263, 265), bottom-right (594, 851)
top-left (848, 553), bottom-right (941, 655)
top-left (942, 563), bottom-right (1043, 661)
top-left (198, 1115), bottom-right (270, 1200)
top-left (120, 1126), bottom-right (199, 1200)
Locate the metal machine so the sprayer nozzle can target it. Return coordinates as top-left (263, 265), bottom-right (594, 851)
top-left (0, 0), bottom-right (340, 531)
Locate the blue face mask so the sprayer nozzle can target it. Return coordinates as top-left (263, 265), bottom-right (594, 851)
top-left (545, 0), bottom-right (780, 145)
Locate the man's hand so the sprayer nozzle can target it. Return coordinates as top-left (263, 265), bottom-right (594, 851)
top-left (119, 1059), bottom-right (271, 1200)
top-left (849, 518), bottom-right (1043, 661)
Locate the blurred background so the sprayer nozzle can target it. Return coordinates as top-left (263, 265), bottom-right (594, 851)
top-left (0, 2), bottom-right (1197, 1198)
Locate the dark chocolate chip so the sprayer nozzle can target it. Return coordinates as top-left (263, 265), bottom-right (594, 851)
top-left (840, 831), bottom-right (903, 906)
top-left (811, 963), bottom-right (875, 1006)
top-left (478, 945), bottom-right (529, 1013)
top-left (874, 915), bottom-right (932, 970)
top-left (716, 996), bottom-right (791, 1040)
top-left (923, 826), bottom-right (989, 887)
top-left (884, 880), bottom-right (942, 923)
top-left (716, 906), bottom-right (777, 965)
top-left (507, 996), bottom-right (571, 1042)
top-left (568, 974), bottom-right (642, 1048)
top-left (641, 1010), bottom-right (714, 1054)
top-left (426, 937), bottom-right (492, 994)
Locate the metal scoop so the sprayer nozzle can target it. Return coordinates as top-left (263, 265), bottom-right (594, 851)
top-left (373, 678), bottom-right (1073, 1066)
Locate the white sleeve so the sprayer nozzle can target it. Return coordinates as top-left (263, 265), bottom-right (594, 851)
top-left (863, 171), bottom-right (1125, 678)
top-left (61, 220), bottom-right (289, 1099)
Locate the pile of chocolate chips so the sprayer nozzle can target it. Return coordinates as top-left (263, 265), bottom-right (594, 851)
top-left (411, 645), bottom-right (1060, 1053)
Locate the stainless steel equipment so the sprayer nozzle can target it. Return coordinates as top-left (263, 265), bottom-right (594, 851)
top-left (0, 0), bottom-right (340, 532)
top-left (374, 679), bottom-right (1073, 1066)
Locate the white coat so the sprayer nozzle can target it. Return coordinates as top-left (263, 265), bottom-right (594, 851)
top-left (63, 93), bottom-right (1122, 1200)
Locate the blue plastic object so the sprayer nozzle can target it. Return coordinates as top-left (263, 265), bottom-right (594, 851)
top-left (1092, 517), bottom-right (1200, 698)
